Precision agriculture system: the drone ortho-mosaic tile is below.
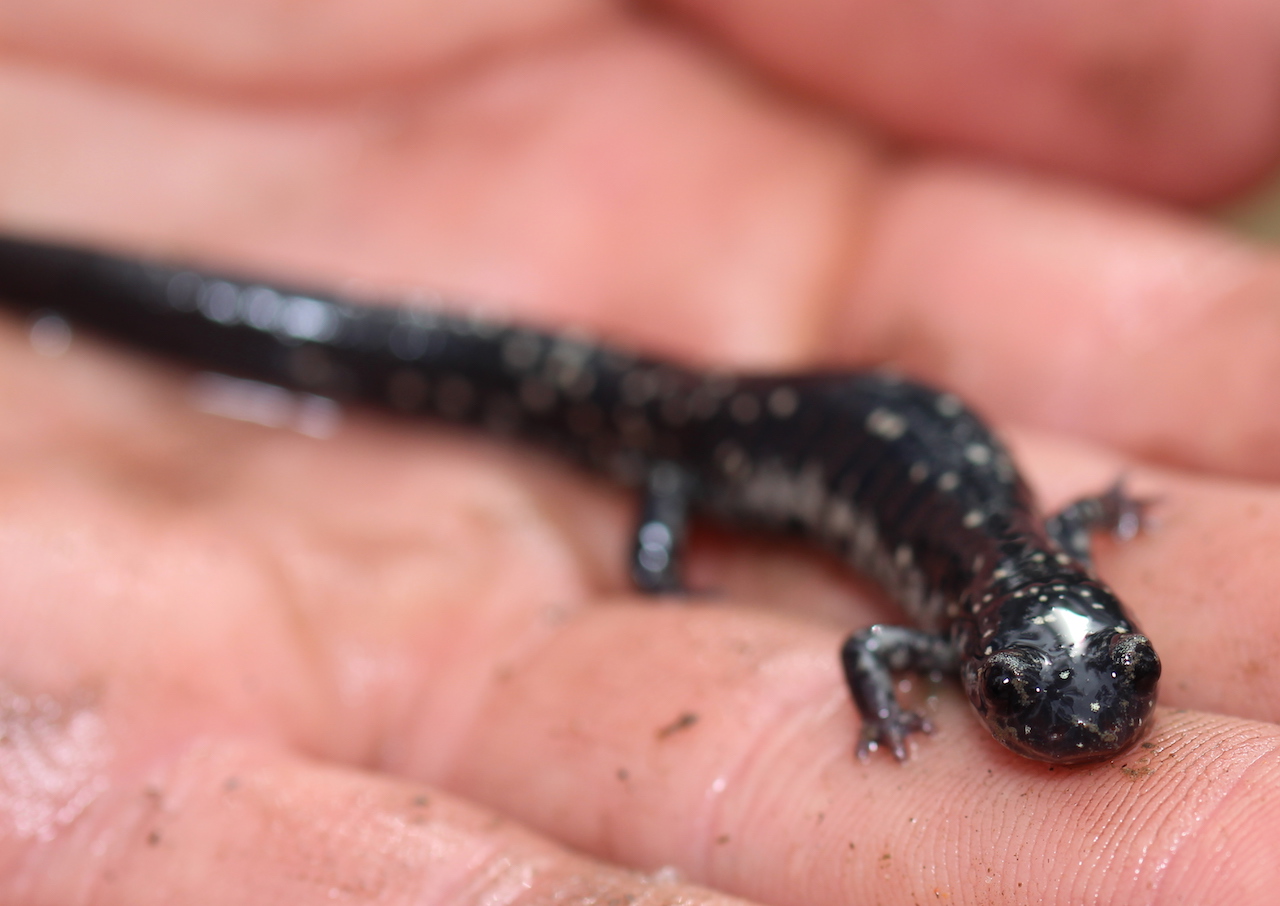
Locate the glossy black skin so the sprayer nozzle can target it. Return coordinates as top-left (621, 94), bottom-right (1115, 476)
top-left (960, 575), bottom-right (1160, 764)
top-left (0, 233), bottom-right (1161, 764)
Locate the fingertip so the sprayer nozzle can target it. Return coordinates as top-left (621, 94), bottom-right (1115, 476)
top-left (663, 0), bottom-right (1280, 201)
top-left (833, 160), bottom-right (1280, 479)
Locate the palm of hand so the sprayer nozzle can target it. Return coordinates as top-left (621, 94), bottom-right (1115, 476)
top-left (2, 2), bottom-right (1279, 903)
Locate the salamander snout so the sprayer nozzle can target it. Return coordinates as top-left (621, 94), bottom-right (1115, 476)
top-left (967, 627), bottom-right (1161, 764)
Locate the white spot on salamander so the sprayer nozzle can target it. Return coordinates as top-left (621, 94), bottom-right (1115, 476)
top-left (937, 472), bottom-right (959, 492)
top-left (935, 394), bottom-right (963, 417)
top-left (166, 272), bottom-right (201, 311)
top-left (866, 408), bottom-right (907, 441)
top-left (278, 296), bottom-right (339, 342)
top-left (964, 443), bottom-right (991, 466)
top-left (242, 286), bottom-right (283, 330)
top-left (636, 521), bottom-right (673, 573)
top-left (963, 510), bottom-right (984, 528)
top-left (823, 498), bottom-right (856, 539)
top-left (197, 280), bottom-right (240, 324)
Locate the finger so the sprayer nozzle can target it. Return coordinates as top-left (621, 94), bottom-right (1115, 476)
top-left (0, 0), bottom-right (607, 92)
top-left (2, 735), bottom-right (750, 906)
top-left (442, 605), bottom-right (1280, 906)
top-left (662, 0), bottom-right (1280, 201)
top-left (0, 26), bottom-right (869, 368)
top-left (835, 160), bottom-right (1280, 480)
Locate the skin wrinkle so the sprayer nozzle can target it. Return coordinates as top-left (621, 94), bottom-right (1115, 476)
top-left (696, 683), bottom-right (856, 893)
top-left (222, 517), bottom-right (348, 761)
top-left (683, 648), bottom-right (850, 882)
top-left (0, 461), bottom-right (333, 754)
top-left (5, 339), bottom-right (612, 778)
top-left (362, 464), bottom-right (609, 777)
top-left (1150, 719), bottom-right (1280, 901)
top-left (57, 738), bottom-right (735, 906)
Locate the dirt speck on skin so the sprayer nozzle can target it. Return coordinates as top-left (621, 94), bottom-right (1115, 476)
top-left (654, 711), bottom-right (699, 740)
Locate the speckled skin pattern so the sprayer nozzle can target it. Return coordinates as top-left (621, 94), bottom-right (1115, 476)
top-left (0, 234), bottom-right (1161, 764)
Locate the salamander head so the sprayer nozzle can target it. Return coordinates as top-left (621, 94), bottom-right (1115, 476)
top-left (962, 586), bottom-right (1161, 764)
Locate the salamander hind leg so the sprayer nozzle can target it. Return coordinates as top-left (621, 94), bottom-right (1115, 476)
top-left (841, 626), bottom-right (958, 762)
top-left (630, 462), bottom-right (696, 594)
top-left (1044, 479), bottom-right (1155, 570)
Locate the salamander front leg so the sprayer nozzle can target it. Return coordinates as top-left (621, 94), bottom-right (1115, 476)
top-left (630, 462), bottom-right (695, 594)
top-left (1044, 479), bottom-right (1154, 570)
top-left (841, 626), bottom-right (957, 761)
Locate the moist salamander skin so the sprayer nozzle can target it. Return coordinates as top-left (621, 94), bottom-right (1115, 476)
top-left (0, 232), bottom-right (1161, 764)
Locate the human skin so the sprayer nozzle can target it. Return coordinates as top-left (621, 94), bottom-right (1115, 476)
top-left (2, 1), bottom-right (1280, 904)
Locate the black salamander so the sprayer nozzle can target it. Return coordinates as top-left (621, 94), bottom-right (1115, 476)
top-left (0, 233), bottom-right (1161, 764)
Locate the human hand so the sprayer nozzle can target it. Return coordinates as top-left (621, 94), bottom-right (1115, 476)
top-left (2, 1), bottom-right (1279, 903)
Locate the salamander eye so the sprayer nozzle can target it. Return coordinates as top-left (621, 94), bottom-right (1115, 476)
top-left (980, 649), bottom-right (1040, 716)
top-left (1112, 634), bottom-right (1161, 696)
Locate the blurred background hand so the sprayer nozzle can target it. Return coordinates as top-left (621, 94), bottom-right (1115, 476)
top-left (2, 2), bottom-right (1279, 903)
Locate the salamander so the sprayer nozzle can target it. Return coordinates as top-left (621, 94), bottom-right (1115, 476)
top-left (0, 232), bottom-right (1161, 764)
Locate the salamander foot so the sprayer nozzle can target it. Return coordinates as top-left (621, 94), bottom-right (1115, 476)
top-left (856, 709), bottom-right (934, 762)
